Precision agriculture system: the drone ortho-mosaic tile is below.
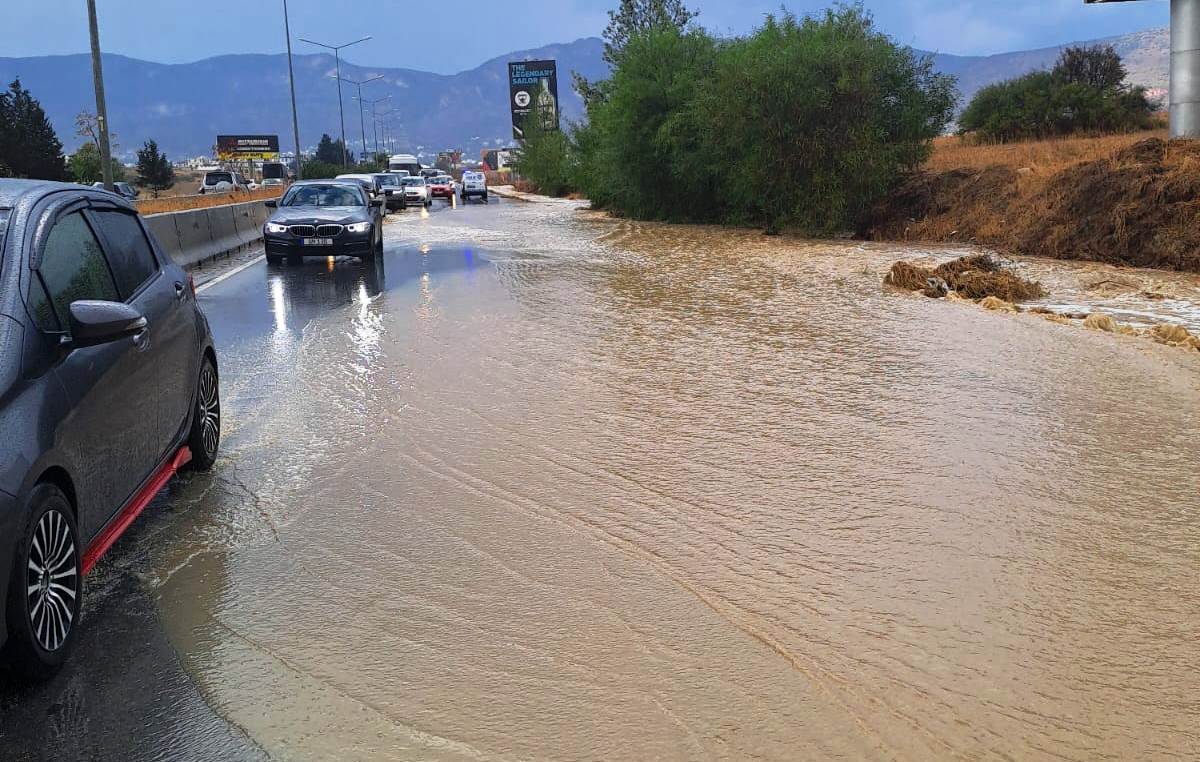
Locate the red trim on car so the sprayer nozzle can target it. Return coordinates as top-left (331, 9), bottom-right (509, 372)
top-left (81, 446), bottom-right (192, 575)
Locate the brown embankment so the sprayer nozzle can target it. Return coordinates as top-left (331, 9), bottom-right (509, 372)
top-left (865, 131), bottom-right (1200, 272)
top-left (135, 186), bottom-right (283, 215)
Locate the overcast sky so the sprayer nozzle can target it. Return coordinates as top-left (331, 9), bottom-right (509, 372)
top-left (2, 0), bottom-right (1169, 73)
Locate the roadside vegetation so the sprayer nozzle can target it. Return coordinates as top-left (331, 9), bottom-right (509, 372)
top-left (958, 45), bottom-right (1158, 143)
top-left (517, 1), bottom-right (956, 235)
top-left (300, 134), bottom-right (390, 181)
top-left (0, 78), bottom-right (67, 181)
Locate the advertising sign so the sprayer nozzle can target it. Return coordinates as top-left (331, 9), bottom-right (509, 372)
top-left (508, 60), bottom-right (559, 139)
top-left (216, 134), bottom-right (280, 162)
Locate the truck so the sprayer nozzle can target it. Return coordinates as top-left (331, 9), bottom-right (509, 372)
top-left (261, 161), bottom-right (288, 188)
top-left (387, 154), bottom-right (421, 177)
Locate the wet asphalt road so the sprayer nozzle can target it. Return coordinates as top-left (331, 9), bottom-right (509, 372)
top-left (0, 198), bottom-right (478, 761)
top-left (1, 193), bottom-right (1197, 761)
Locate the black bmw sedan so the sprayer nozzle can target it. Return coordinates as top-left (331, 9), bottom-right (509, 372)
top-left (263, 180), bottom-right (384, 264)
top-left (0, 179), bottom-right (220, 680)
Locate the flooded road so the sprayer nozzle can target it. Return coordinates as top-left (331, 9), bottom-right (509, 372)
top-left (3, 197), bottom-right (1198, 761)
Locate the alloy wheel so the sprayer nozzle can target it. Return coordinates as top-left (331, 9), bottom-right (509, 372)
top-left (25, 509), bottom-right (78, 652)
top-left (198, 363), bottom-right (220, 457)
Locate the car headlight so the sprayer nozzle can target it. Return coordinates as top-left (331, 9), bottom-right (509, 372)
top-left (345, 221), bottom-right (371, 234)
top-left (265, 222), bottom-right (288, 234)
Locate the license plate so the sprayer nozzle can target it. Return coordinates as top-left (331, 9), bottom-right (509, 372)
top-left (301, 238), bottom-right (333, 246)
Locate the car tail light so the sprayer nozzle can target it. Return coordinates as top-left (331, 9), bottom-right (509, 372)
top-left (187, 273), bottom-right (196, 298)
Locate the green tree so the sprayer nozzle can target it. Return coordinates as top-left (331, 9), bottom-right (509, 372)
top-left (0, 78), bottom-right (67, 180)
top-left (135, 140), bottom-right (174, 196)
top-left (315, 133), bottom-right (348, 164)
top-left (67, 142), bottom-right (126, 185)
top-left (695, 7), bottom-right (957, 232)
top-left (515, 90), bottom-right (576, 196)
top-left (603, 0), bottom-right (698, 64)
top-left (1054, 45), bottom-right (1126, 91)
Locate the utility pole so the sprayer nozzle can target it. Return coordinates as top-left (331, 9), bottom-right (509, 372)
top-left (86, 0), bottom-right (113, 191)
top-left (338, 74), bottom-right (383, 164)
top-left (283, 0), bottom-right (303, 180)
top-left (300, 36), bottom-right (369, 166)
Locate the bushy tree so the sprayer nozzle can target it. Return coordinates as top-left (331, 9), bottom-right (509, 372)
top-left (0, 79), bottom-right (67, 180)
top-left (67, 142), bottom-right (126, 185)
top-left (135, 140), bottom-right (174, 196)
top-left (959, 44), bottom-right (1155, 142)
top-left (1054, 44), bottom-right (1125, 91)
top-left (515, 90), bottom-right (576, 196)
top-left (315, 133), bottom-right (348, 165)
top-left (695, 7), bottom-right (956, 232)
top-left (603, 0), bottom-right (698, 64)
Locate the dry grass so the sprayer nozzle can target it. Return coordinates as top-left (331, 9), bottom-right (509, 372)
top-left (136, 186), bottom-right (283, 215)
top-left (869, 132), bottom-right (1200, 272)
top-left (925, 129), bottom-right (1169, 175)
top-left (884, 254), bottom-right (1045, 302)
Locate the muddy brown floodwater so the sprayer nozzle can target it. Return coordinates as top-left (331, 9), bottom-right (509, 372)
top-left (141, 198), bottom-right (1197, 761)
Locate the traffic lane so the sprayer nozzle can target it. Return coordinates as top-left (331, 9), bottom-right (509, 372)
top-left (0, 525), bottom-right (268, 762)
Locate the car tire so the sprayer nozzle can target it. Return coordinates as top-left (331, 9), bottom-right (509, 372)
top-left (483, 192), bottom-right (488, 202)
top-left (4, 484), bottom-right (82, 682)
top-left (186, 355), bottom-right (220, 471)
top-left (266, 254), bottom-right (284, 266)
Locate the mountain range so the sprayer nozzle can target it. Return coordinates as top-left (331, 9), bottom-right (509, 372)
top-left (0, 28), bottom-right (1168, 163)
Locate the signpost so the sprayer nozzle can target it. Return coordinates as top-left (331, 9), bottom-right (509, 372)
top-left (508, 60), bottom-right (559, 139)
top-left (216, 135), bottom-right (281, 162)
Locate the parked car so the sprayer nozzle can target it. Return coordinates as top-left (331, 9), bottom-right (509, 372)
top-left (91, 181), bottom-right (140, 201)
top-left (0, 179), bottom-right (220, 680)
top-left (263, 180), bottom-right (384, 264)
top-left (400, 176), bottom-right (432, 207)
top-left (427, 176), bottom-right (455, 201)
top-left (371, 172), bottom-right (407, 211)
top-left (460, 171), bottom-right (488, 202)
top-left (197, 170), bottom-right (250, 195)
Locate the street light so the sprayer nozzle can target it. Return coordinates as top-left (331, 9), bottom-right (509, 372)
top-left (282, 0), bottom-right (303, 179)
top-left (336, 74), bottom-right (384, 163)
top-left (299, 35), bottom-right (370, 166)
top-left (355, 95), bottom-right (391, 160)
top-left (85, 0), bottom-right (113, 191)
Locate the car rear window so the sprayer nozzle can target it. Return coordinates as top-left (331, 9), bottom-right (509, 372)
top-left (205, 172), bottom-right (233, 185)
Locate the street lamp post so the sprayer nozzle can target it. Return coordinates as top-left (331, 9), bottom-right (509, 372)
top-left (86, 0), bottom-right (113, 191)
top-left (337, 74), bottom-right (384, 164)
top-left (300, 36), bottom-right (370, 166)
top-left (283, 0), bottom-right (303, 180)
top-left (355, 96), bottom-right (391, 161)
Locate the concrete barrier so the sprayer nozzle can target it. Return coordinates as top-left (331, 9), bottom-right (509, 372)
top-left (144, 214), bottom-right (184, 264)
top-left (141, 199), bottom-right (267, 270)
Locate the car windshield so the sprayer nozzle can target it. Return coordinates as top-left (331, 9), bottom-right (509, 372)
top-left (205, 172), bottom-right (233, 185)
top-left (281, 184), bottom-right (364, 207)
top-left (401, 177), bottom-right (425, 186)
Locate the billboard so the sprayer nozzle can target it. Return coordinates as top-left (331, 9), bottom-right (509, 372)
top-left (508, 60), bottom-right (559, 139)
top-left (216, 134), bottom-right (280, 161)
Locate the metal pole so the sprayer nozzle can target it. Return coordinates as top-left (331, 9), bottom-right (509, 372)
top-left (334, 51), bottom-right (348, 165)
top-left (356, 83), bottom-right (368, 164)
top-left (86, 0), bottom-right (113, 191)
top-left (1172, 0), bottom-right (1200, 138)
top-left (283, 0), bottom-right (303, 180)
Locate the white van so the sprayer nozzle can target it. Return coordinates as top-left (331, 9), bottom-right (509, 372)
top-left (460, 171), bottom-right (487, 202)
top-left (387, 154), bottom-right (421, 177)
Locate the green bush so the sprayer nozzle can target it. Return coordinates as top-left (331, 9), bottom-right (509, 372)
top-left (959, 45), bottom-right (1156, 142)
top-left (563, 3), bottom-right (955, 233)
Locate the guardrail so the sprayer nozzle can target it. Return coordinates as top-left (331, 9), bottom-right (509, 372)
top-left (144, 198), bottom-right (270, 269)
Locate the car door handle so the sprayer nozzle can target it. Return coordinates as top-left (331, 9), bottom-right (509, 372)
top-left (174, 281), bottom-right (187, 299)
top-left (131, 326), bottom-right (150, 352)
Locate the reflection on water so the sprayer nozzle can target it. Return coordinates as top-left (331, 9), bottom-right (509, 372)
top-left (156, 203), bottom-right (1200, 761)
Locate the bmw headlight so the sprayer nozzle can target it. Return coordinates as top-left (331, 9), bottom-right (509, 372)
top-left (346, 221), bottom-right (372, 234)
top-left (265, 222), bottom-right (288, 234)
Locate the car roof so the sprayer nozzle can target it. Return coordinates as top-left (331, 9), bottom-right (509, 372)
top-left (293, 179), bottom-right (361, 186)
top-left (0, 179), bottom-right (77, 209)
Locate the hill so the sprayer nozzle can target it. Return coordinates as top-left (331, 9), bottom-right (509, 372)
top-left (0, 28), bottom-right (1168, 163)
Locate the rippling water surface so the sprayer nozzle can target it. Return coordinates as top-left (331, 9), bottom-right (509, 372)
top-left (151, 199), bottom-right (1198, 760)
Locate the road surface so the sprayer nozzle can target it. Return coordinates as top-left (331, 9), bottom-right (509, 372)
top-left (1, 196), bottom-right (1197, 761)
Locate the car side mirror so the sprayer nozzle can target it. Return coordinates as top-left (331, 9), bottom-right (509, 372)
top-left (68, 300), bottom-right (147, 348)
top-left (265, 200), bottom-right (278, 208)
top-left (370, 199), bottom-right (383, 209)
